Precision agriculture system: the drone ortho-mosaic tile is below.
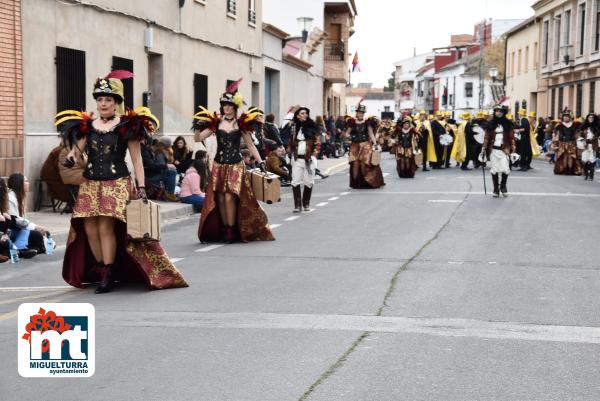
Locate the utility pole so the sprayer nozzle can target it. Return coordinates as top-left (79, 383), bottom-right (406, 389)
top-left (478, 19), bottom-right (486, 111)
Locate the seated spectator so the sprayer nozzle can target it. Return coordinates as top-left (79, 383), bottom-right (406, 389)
top-left (180, 155), bottom-right (208, 212)
top-left (172, 136), bottom-right (193, 175)
top-left (7, 173), bottom-right (49, 258)
top-left (265, 143), bottom-right (290, 186)
top-left (0, 179), bottom-right (13, 262)
top-left (141, 138), bottom-right (178, 202)
top-left (40, 143), bottom-right (72, 208)
top-left (58, 142), bottom-right (86, 210)
top-left (241, 149), bottom-right (255, 171)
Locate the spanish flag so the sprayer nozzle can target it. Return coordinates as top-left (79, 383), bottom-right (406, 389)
top-left (352, 51), bottom-right (360, 72)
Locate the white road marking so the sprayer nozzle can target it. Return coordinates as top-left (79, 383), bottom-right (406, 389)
top-left (328, 197), bottom-right (340, 201)
top-left (284, 216), bottom-right (300, 222)
top-left (351, 191), bottom-right (600, 198)
top-left (447, 261), bottom-right (464, 265)
top-left (170, 258), bottom-right (184, 263)
top-left (316, 202), bottom-right (328, 207)
top-left (340, 192), bottom-right (350, 196)
top-left (383, 173), bottom-right (390, 177)
top-left (195, 244), bottom-right (225, 253)
top-left (0, 286), bottom-right (74, 292)
top-left (270, 224), bottom-right (282, 229)
top-left (103, 311), bottom-right (600, 345)
top-left (428, 200), bottom-right (463, 203)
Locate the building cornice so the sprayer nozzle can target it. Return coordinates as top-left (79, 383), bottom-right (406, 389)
top-left (532, 0), bottom-right (554, 11)
top-left (283, 53), bottom-right (313, 70)
top-left (262, 23), bottom-right (289, 40)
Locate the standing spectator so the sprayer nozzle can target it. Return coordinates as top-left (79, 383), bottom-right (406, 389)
top-left (264, 113), bottom-right (283, 146)
top-left (7, 173), bottom-right (48, 258)
top-left (315, 115), bottom-right (327, 160)
top-left (172, 136), bottom-right (193, 174)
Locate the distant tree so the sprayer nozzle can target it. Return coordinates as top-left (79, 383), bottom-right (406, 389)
top-left (384, 71), bottom-right (395, 92)
top-left (483, 38), bottom-right (506, 80)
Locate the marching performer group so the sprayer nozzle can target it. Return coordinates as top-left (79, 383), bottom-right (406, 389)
top-left (54, 68), bottom-right (600, 294)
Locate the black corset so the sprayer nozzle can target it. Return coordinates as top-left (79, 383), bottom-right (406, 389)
top-left (351, 123), bottom-right (368, 143)
top-left (214, 129), bottom-right (242, 164)
top-left (401, 133), bottom-right (412, 148)
top-left (83, 129), bottom-right (129, 180)
top-left (559, 125), bottom-right (577, 142)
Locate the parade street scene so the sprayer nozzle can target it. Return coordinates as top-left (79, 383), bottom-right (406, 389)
top-left (1, 0), bottom-right (600, 400)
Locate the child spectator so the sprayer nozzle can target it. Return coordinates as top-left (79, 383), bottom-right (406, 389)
top-left (180, 153), bottom-right (208, 212)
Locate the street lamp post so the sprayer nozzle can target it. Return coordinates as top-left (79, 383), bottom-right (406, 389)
top-left (297, 17), bottom-right (314, 43)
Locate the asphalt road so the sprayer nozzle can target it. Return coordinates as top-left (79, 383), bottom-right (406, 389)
top-left (1, 153), bottom-right (600, 401)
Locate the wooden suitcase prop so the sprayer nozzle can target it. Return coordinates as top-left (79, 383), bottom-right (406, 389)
top-left (370, 148), bottom-right (381, 166)
top-left (250, 170), bottom-right (281, 204)
top-left (126, 199), bottom-right (161, 241)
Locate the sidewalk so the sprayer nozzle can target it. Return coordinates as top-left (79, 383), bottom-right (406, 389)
top-left (28, 201), bottom-right (195, 246)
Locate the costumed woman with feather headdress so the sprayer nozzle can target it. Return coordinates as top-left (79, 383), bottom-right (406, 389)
top-left (392, 117), bottom-right (420, 178)
top-left (57, 71), bottom-right (188, 293)
top-left (344, 100), bottom-right (385, 189)
top-left (193, 79), bottom-right (275, 243)
top-left (553, 110), bottom-right (582, 176)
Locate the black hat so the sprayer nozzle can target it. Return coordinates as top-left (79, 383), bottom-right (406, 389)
top-left (220, 78), bottom-right (244, 108)
top-left (294, 107), bottom-right (310, 118)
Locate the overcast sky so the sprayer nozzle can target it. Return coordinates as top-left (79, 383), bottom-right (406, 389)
top-left (350, 0), bottom-right (536, 87)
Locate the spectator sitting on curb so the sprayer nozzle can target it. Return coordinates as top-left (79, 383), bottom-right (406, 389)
top-left (0, 179), bottom-right (13, 263)
top-left (141, 138), bottom-right (179, 202)
top-left (242, 149), bottom-right (255, 171)
top-left (40, 143), bottom-right (73, 210)
top-left (58, 141), bottom-right (86, 209)
top-left (265, 143), bottom-right (291, 186)
top-left (7, 173), bottom-right (49, 259)
top-left (172, 135), bottom-right (194, 175)
top-left (180, 154), bottom-right (208, 213)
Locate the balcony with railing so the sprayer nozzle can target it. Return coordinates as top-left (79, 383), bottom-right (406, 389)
top-left (325, 40), bottom-right (345, 61)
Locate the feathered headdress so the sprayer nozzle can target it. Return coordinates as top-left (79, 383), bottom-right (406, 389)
top-left (356, 97), bottom-right (366, 113)
top-left (220, 78), bottom-right (245, 109)
top-left (93, 70), bottom-right (134, 115)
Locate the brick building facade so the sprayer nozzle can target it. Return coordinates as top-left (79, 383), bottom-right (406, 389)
top-left (0, 0), bottom-right (24, 176)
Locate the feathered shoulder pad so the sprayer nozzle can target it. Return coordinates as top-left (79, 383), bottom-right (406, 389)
top-left (238, 110), bottom-right (262, 133)
top-left (344, 115), bottom-right (356, 129)
top-left (555, 121), bottom-right (581, 130)
top-left (54, 110), bottom-right (94, 149)
top-left (192, 106), bottom-right (220, 132)
top-left (116, 107), bottom-right (160, 141)
top-left (366, 116), bottom-right (379, 130)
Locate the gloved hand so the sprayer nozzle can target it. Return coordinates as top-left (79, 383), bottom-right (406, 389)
top-left (258, 161), bottom-right (267, 173)
top-left (478, 151), bottom-right (487, 164)
top-left (62, 156), bottom-right (75, 168)
top-left (138, 187), bottom-right (148, 201)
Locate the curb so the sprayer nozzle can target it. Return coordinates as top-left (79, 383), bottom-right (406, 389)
top-left (51, 204), bottom-right (195, 246)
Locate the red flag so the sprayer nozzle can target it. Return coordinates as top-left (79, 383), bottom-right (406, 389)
top-left (352, 51), bottom-right (360, 72)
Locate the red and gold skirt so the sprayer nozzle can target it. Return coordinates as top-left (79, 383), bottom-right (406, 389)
top-left (199, 161), bottom-right (274, 242)
top-left (73, 177), bottom-right (131, 222)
